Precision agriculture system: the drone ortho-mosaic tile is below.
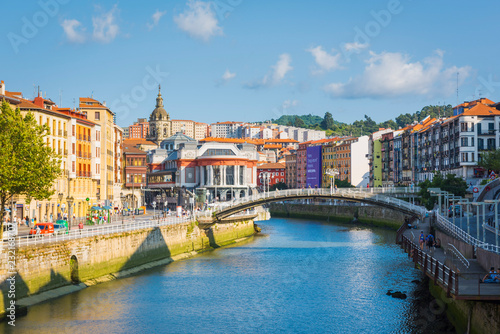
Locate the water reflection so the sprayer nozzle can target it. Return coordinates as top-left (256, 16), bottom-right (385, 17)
top-left (3, 218), bottom-right (424, 334)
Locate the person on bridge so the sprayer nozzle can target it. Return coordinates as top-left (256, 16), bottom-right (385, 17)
top-left (425, 234), bottom-right (435, 251)
top-left (481, 267), bottom-right (499, 283)
top-left (419, 231), bottom-right (425, 250)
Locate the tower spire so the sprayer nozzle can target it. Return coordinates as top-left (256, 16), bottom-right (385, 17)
top-left (156, 84), bottom-right (164, 108)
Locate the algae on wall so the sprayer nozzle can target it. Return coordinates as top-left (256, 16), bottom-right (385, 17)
top-left (0, 219), bottom-right (255, 320)
top-left (269, 203), bottom-right (407, 229)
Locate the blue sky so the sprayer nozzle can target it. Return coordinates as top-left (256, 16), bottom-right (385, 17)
top-left (2, 0), bottom-right (500, 128)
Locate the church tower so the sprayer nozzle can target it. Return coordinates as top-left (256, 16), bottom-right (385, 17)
top-left (147, 85), bottom-right (171, 143)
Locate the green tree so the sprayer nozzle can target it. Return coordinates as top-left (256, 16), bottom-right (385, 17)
top-left (270, 182), bottom-right (288, 191)
top-left (0, 100), bottom-right (61, 239)
top-left (418, 172), bottom-right (467, 210)
top-left (335, 179), bottom-right (354, 188)
top-left (294, 116), bottom-right (306, 128)
top-left (320, 112), bottom-right (334, 130)
top-left (479, 149), bottom-right (500, 172)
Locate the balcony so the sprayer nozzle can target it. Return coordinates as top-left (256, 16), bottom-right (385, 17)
top-left (478, 147), bottom-right (495, 152)
top-left (77, 171), bottom-right (91, 178)
top-left (478, 130), bottom-right (496, 136)
top-left (64, 130), bottom-right (68, 137)
top-left (58, 130), bottom-right (62, 136)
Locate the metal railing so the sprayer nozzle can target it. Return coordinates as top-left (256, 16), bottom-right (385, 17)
top-left (401, 235), bottom-right (458, 296)
top-left (2, 216), bottom-right (192, 249)
top-left (210, 187), bottom-right (425, 219)
top-left (435, 213), bottom-right (500, 254)
top-left (446, 242), bottom-right (470, 269)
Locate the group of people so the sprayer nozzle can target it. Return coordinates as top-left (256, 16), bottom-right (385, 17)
top-left (481, 267), bottom-right (500, 284)
top-left (419, 231), bottom-right (441, 251)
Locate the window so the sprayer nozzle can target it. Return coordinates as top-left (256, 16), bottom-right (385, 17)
top-left (72, 161), bottom-right (75, 172)
top-left (72, 125), bottom-right (75, 136)
top-left (95, 112), bottom-right (100, 120)
top-left (96, 130), bottom-right (100, 141)
top-left (72, 143), bottom-right (75, 154)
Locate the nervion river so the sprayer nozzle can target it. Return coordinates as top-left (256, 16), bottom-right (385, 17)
top-left (3, 218), bottom-right (452, 333)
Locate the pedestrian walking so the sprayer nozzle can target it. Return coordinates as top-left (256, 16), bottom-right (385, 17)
top-left (419, 231), bottom-right (425, 250)
top-left (25, 216), bottom-right (30, 227)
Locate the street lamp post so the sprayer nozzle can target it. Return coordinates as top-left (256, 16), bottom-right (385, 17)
top-left (458, 200), bottom-right (470, 234)
top-left (449, 196), bottom-right (461, 227)
top-left (482, 202), bottom-right (487, 243)
top-left (485, 199), bottom-right (499, 248)
top-left (472, 202), bottom-right (481, 241)
top-left (66, 196), bottom-right (74, 227)
top-left (120, 192), bottom-right (126, 224)
top-left (152, 201), bottom-right (157, 218)
top-left (325, 168), bottom-right (339, 195)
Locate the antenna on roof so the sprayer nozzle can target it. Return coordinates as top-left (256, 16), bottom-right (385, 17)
top-left (33, 84), bottom-right (36, 99)
top-left (456, 72), bottom-right (459, 107)
top-left (91, 91), bottom-right (93, 98)
top-left (73, 98), bottom-right (76, 110)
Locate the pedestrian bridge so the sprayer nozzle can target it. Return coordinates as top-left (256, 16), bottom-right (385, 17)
top-left (211, 187), bottom-right (426, 221)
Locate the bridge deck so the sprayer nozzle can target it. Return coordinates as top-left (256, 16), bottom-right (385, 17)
top-left (401, 220), bottom-right (500, 301)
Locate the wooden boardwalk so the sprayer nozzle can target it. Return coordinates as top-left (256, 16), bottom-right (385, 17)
top-left (399, 219), bottom-right (500, 301)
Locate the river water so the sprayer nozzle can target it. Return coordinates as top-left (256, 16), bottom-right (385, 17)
top-left (4, 218), bottom-right (436, 333)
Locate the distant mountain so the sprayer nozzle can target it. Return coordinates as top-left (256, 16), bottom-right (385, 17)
top-left (269, 114), bottom-right (343, 127)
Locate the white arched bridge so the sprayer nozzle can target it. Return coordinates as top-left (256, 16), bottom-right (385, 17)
top-left (210, 187), bottom-right (426, 221)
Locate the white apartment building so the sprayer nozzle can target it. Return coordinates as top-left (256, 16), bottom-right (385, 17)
top-left (210, 121), bottom-right (245, 138)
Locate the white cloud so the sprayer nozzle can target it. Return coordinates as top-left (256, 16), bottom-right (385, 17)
top-left (148, 9), bottom-right (167, 30)
top-left (282, 100), bottom-right (299, 109)
top-left (325, 50), bottom-right (471, 98)
top-left (343, 42), bottom-right (369, 52)
top-left (245, 53), bottom-right (293, 89)
top-left (61, 19), bottom-right (86, 43)
top-left (307, 46), bottom-right (342, 73)
top-left (92, 5), bottom-right (119, 43)
top-left (222, 69), bottom-right (236, 81)
top-left (174, 0), bottom-right (222, 42)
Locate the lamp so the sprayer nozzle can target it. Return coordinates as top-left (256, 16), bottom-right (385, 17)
top-left (66, 196), bottom-right (74, 226)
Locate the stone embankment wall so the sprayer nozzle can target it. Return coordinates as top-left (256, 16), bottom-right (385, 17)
top-left (269, 203), bottom-right (408, 229)
top-left (0, 220), bottom-right (255, 319)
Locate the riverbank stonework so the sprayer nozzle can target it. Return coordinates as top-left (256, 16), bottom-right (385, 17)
top-left (269, 203), bottom-right (407, 229)
top-left (428, 279), bottom-right (500, 334)
top-left (0, 220), bottom-right (255, 319)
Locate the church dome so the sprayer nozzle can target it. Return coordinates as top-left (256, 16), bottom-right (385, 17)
top-left (150, 85), bottom-right (169, 121)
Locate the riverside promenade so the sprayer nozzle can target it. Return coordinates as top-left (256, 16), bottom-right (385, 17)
top-left (399, 216), bottom-right (500, 301)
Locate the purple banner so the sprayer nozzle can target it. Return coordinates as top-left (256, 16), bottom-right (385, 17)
top-left (306, 146), bottom-right (322, 188)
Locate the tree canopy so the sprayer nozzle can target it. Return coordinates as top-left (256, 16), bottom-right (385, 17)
top-left (320, 112), bottom-right (334, 130)
top-left (267, 104), bottom-right (453, 137)
top-left (418, 172), bottom-right (468, 210)
top-left (0, 100), bottom-right (61, 238)
top-left (478, 149), bottom-right (500, 172)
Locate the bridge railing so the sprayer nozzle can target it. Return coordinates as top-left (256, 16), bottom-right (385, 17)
top-left (210, 187), bottom-right (426, 217)
top-left (401, 234), bottom-right (458, 296)
top-left (1, 216), bottom-right (192, 249)
top-left (435, 213), bottom-right (500, 254)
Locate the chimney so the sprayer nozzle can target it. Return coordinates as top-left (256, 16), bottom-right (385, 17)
top-left (0, 80), bottom-right (5, 95)
top-left (102, 101), bottom-right (106, 106)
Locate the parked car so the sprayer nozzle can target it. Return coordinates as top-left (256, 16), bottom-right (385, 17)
top-left (53, 223), bottom-right (67, 235)
top-left (55, 219), bottom-right (68, 229)
top-left (29, 223), bottom-right (54, 236)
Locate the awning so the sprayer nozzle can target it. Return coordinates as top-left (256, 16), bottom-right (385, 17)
top-left (103, 205), bottom-right (113, 210)
top-left (90, 206), bottom-right (103, 210)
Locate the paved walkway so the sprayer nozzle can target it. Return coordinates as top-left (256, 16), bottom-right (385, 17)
top-left (402, 217), bottom-right (500, 300)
